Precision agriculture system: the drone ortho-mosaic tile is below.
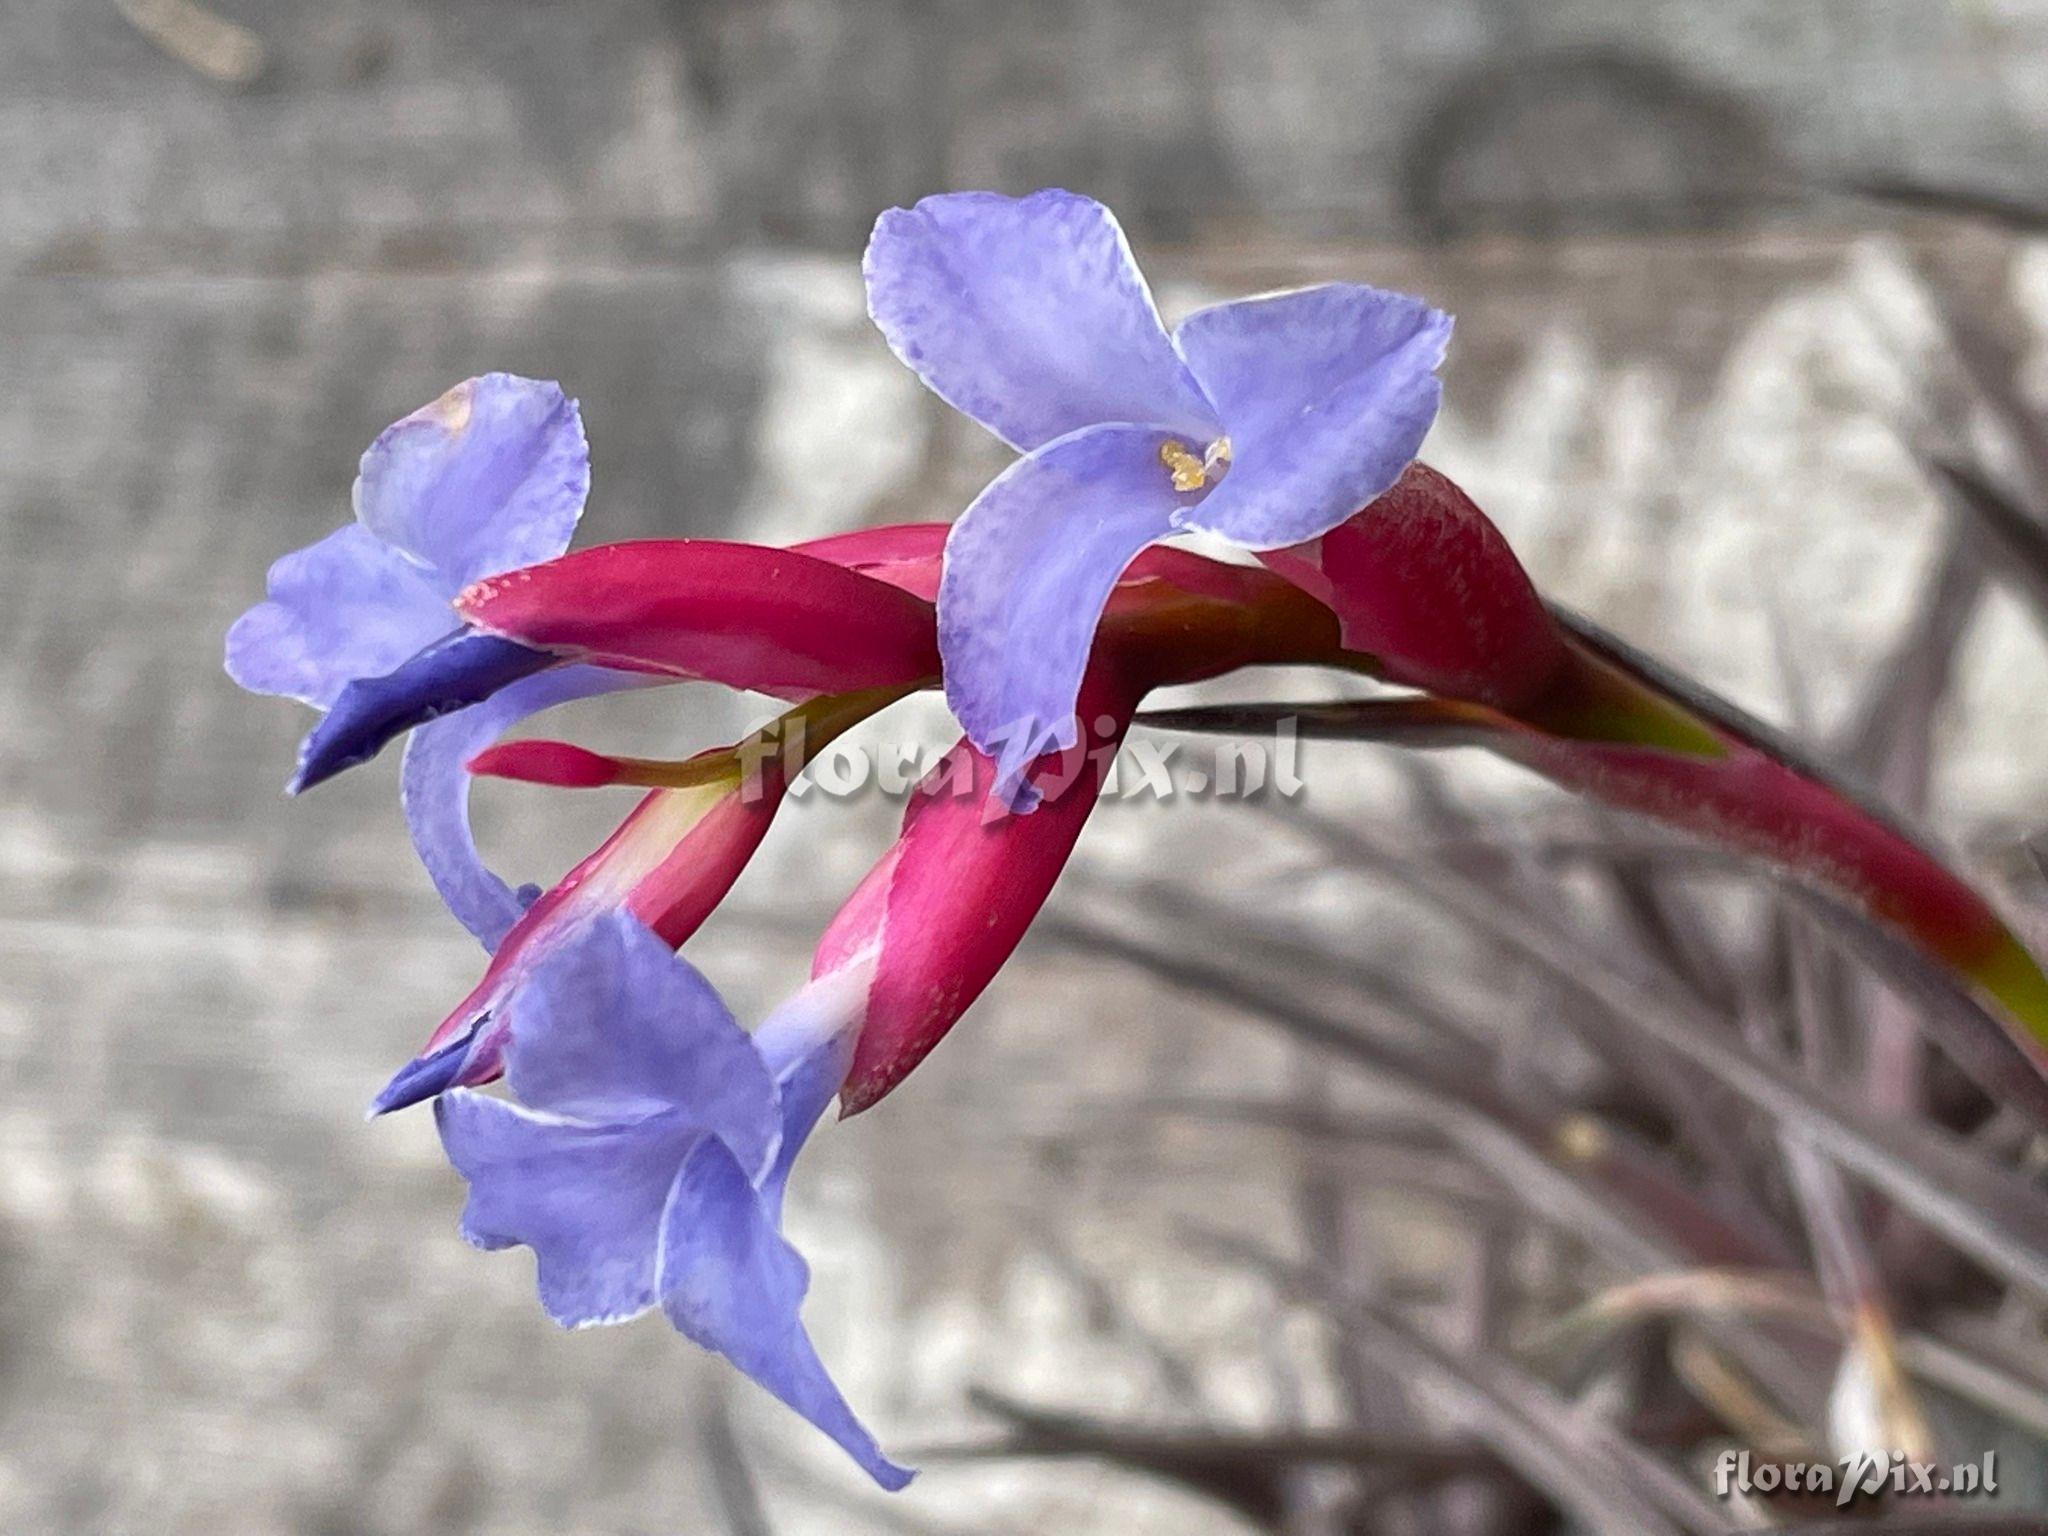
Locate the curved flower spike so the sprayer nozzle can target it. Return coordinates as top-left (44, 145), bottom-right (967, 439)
top-left (436, 911), bottom-right (910, 1489)
top-left (227, 374), bottom-right (588, 710)
top-left (865, 188), bottom-right (1449, 803)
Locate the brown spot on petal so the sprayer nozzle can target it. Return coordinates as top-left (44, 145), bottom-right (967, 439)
top-left (417, 379), bottom-right (475, 435)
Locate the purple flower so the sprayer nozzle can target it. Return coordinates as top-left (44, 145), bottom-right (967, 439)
top-left (434, 910), bottom-right (912, 1490)
top-left (227, 374), bottom-right (588, 709)
top-left (863, 188), bottom-right (1451, 802)
top-left (224, 374), bottom-right (624, 948)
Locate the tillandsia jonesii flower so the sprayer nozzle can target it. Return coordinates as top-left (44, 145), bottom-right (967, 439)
top-left (223, 373), bottom-right (644, 947)
top-left (226, 373), bottom-right (589, 711)
top-left (863, 187), bottom-right (1451, 803)
top-left (435, 909), bottom-right (911, 1489)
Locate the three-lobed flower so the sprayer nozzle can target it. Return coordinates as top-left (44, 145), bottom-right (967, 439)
top-left (864, 187), bottom-right (1450, 803)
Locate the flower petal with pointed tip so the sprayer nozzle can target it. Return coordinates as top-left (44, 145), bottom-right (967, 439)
top-left (658, 1135), bottom-right (912, 1490)
top-left (657, 965), bottom-right (910, 1490)
top-left (290, 631), bottom-right (556, 794)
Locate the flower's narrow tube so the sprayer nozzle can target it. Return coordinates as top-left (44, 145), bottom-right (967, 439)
top-left (401, 663), bottom-right (654, 949)
top-left (467, 687), bottom-right (915, 792)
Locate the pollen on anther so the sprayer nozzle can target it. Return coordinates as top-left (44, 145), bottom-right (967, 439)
top-left (1159, 438), bottom-right (1208, 493)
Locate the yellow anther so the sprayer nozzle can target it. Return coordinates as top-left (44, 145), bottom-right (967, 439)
top-left (1159, 438), bottom-right (1208, 492)
top-left (1157, 436), bottom-right (1232, 492)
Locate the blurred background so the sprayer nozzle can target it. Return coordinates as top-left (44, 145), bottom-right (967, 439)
top-left (11, 2), bottom-right (2048, 1532)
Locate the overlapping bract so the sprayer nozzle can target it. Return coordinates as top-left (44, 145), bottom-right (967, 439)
top-left (227, 374), bottom-right (625, 948)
